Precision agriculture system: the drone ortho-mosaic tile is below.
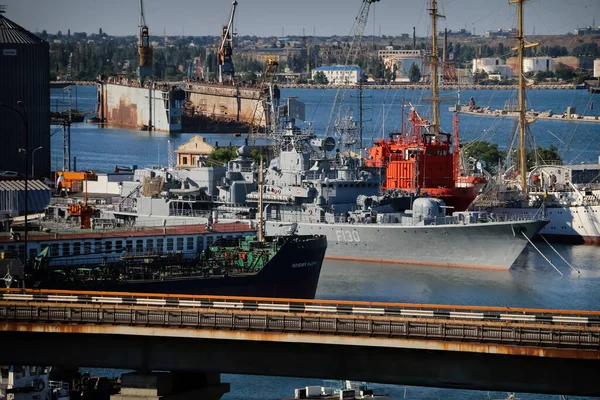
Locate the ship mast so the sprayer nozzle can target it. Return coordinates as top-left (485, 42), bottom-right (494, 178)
top-left (257, 157), bottom-right (264, 243)
top-left (510, 0), bottom-right (538, 192)
top-left (426, 0), bottom-right (447, 135)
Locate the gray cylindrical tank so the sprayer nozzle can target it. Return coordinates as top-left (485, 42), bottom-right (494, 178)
top-left (412, 197), bottom-right (445, 220)
top-left (0, 12), bottom-right (50, 178)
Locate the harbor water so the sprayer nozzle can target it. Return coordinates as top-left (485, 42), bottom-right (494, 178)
top-left (54, 86), bottom-right (600, 399)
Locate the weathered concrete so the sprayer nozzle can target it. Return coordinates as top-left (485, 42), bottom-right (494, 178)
top-left (1, 329), bottom-right (599, 396)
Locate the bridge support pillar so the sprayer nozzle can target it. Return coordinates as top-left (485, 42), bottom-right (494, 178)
top-left (110, 371), bottom-right (229, 400)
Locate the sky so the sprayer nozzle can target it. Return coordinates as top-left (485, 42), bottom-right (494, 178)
top-left (3, 0), bottom-right (599, 38)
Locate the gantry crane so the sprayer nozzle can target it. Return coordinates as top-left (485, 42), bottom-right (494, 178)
top-left (138, 0), bottom-right (153, 80)
top-left (218, 0), bottom-right (238, 84)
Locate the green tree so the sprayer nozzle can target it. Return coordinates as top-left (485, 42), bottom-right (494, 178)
top-left (533, 145), bottom-right (562, 166)
top-left (462, 141), bottom-right (505, 173)
top-left (555, 63), bottom-right (575, 81)
top-left (408, 63), bottom-right (421, 83)
top-left (313, 71), bottom-right (328, 84)
top-left (242, 71), bottom-right (257, 83)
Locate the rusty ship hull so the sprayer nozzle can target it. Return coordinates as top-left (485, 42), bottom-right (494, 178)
top-left (96, 80), bottom-right (185, 133)
top-left (184, 82), bottom-right (268, 133)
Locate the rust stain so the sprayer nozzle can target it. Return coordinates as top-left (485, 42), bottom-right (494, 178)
top-left (1, 322), bottom-right (599, 360)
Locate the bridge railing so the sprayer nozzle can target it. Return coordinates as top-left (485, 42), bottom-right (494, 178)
top-left (1, 289), bottom-right (600, 327)
top-left (1, 304), bottom-right (599, 349)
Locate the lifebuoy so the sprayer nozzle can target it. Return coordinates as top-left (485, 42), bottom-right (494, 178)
top-left (308, 209), bottom-right (313, 215)
top-left (276, 189), bottom-right (281, 194)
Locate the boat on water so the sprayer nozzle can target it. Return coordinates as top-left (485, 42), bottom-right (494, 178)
top-left (2, 163), bottom-right (327, 299)
top-left (365, 106), bottom-right (488, 212)
top-left (0, 365), bottom-right (70, 400)
top-left (4, 232), bottom-right (326, 299)
top-left (252, 0), bottom-right (546, 270)
top-left (253, 109), bottom-right (546, 270)
top-left (477, 162), bottom-right (600, 245)
top-left (471, 0), bottom-right (600, 245)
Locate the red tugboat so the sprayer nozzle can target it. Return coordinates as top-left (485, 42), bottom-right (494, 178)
top-left (366, 108), bottom-right (485, 212)
top-left (366, 0), bottom-right (486, 212)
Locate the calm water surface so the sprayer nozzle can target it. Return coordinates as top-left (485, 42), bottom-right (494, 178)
top-left (61, 86), bottom-right (600, 399)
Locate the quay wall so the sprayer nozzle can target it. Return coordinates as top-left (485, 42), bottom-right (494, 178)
top-left (185, 84), bottom-right (267, 128)
top-left (278, 83), bottom-right (579, 90)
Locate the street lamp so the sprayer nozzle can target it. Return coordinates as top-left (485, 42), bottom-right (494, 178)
top-left (0, 101), bottom-right (28, 265)
top-left (32, 146), bottom-right (43, 177)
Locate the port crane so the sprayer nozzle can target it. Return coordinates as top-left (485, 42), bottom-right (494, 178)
top-left (137, 0), bottom-right (153, 80)
top-left (247, 57), bottom-right (279, 142)
top-left (218, 0), bottom-right (238, 84)
top-left (325, 0), bottom-right (380, 143)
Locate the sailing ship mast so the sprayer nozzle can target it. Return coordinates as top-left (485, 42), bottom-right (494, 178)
top-left (510, 0), bottom-right (538, 192)
top-left (429, 0), bottom-right (442, 135)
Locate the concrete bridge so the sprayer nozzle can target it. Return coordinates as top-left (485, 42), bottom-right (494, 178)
top-left (0, 289), bottom-right (599, 397)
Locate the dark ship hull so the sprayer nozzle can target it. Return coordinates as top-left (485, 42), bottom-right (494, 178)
top-left (27, 235), bottom-right (327, 299)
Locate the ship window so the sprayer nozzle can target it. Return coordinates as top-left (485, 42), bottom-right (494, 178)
top-left (183, 156), bottom-right (188, 165)
top-left (62, 243), bottom-right (70, 256)
top-left (187, 237), bottom-right (194, 250)
top-left (115, 240), bottom-right (123, 251)
top-left (177, 237), bottom-right (184, 251)
top-left (73, 242), bottom-right (81, 255)
top-left (84, 242), bottom-right (92, 254)
top-left (157, 238), bottom-right (164, 252)
top-left (95, 240), bottom-right (102, 253)
top-left (197, 237), bottom-right (204, 251)
top-left (207, 237), bottom-right (214, 246)
top-left (125, 240), bottom-right (133, 251)
top-left (50, 244), bottom-right (59, 257)
top-left (167, 238), bottom-right (174, 252)
top-left (136, 240), bottom-right (144, 252)
top-left (146, 239), bottom-right (154, 252)
top-left (1, 367), bottom-right (8, 379)
top-left (105, 241), bottom-right (112, 253)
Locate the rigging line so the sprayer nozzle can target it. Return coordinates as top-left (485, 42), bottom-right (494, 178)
top-left (521, 231), bottom-right (563, 276)
top-left (540, 234), bottom-right (580, 274)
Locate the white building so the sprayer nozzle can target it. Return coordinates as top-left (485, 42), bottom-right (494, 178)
top-left (312, 66), bottom-right (364, 85)
top-left (472, 58), bottom-right (505, 73)
top-left (378, 48), bottom-right (427, 82)
top-left (523, 57), bottom-right (553, 73)
top-left (594, 59), bottom-right (600, 78)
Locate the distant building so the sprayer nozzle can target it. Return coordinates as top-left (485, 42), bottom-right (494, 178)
top-left (484, 28), bottom-right (517, 38)
top-left (312, 66), bottom-right (364, 85)
top-left (378, 49), bottom-right (428, 82)
top-left (574, 26), bottom-right (600, 35)
top-left (175, 135), bottom-right (214, 168)
top-left (523, 57), bottom-right (553, 73)
top-left (471, 58), bottom-right (511, 78)
top-left (594, 59), bottom-right (600, 78)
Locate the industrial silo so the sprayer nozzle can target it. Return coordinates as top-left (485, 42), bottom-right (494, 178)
top-left (0, 7), bottom-right (50, 178)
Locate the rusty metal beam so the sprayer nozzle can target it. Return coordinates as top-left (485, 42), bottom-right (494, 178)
top-left (1, 330), bottom-right (600, 396)
top-left (1, 321), bottom-right (598, 360)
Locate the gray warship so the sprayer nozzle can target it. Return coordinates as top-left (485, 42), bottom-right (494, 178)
top-left (244, 98), bottom-right (548, 270)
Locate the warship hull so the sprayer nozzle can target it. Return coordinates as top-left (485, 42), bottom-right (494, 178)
top-left (265, 220), bottom-right (548, 270)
